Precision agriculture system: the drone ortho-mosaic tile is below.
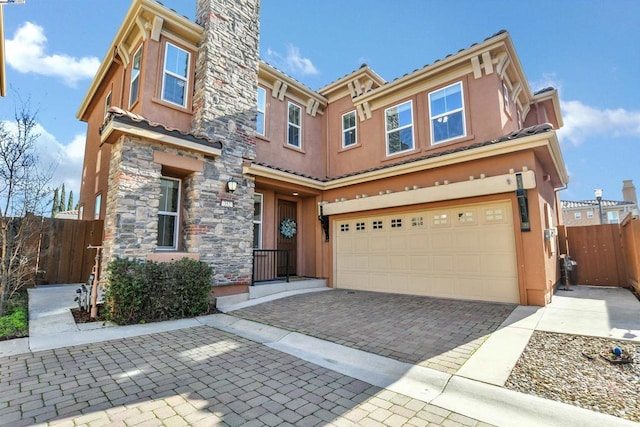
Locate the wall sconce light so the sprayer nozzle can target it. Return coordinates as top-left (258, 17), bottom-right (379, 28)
top-left (226, 178), bottom-right (238, 193)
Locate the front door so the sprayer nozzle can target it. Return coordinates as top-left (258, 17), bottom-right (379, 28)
top-left (277, 200), bottom-right (297, 276)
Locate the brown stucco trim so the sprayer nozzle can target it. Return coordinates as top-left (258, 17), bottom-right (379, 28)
top-left (246, 124), bottom-right (568, 191)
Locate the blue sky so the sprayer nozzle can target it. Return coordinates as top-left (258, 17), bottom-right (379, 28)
top-left (1, 0), bottom-right (639, 205)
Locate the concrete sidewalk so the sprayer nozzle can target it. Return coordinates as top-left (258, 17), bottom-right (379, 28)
top-left (1, 284), bottom-right (638, 426)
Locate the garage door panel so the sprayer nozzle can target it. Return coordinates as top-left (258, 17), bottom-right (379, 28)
top-left (431, 255), bottom-right (454, 273)
top-left (369, 236), bottom-right (388, 251)
top-left (388, 255), bottom-right (407, 270)
top-left (457, 254), bottom-right (481, 273)
top-left (352, 236), bottom-right (370, 251)
top-left (408, 255), bottom-right (429, 271)
top-left (335, 201), bottom-right (518, 303)
top-left (431, 231), bottom-right (454, 250)
top-left (369, 255), bottom-right (389, 269)
top-left (454, 229), bottom-right (480, 249)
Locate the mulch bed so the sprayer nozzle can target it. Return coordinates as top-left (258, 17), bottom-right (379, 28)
top-left (70, 303), bottom-right (107, 323)
top-left (70, 303), bottom-right (220, 324)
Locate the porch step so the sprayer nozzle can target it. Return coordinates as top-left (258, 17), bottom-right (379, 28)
top-left (214, 278), bottom-right (327, 310)
top-left (249, 278), bottom-right (327, 299)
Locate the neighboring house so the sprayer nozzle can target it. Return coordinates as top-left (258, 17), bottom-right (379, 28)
top-left (562, 180), bottom-right (639, 226)
top-left (77, 0), bottom-right (568, 307)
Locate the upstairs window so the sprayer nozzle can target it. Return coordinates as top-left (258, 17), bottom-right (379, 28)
top-left (342, 110), bottom-right (357, 147)
top-left (162, 43), bottom-right (190, 108)
top-left (429, 82), bottom-right (465, 144)
top-left (94, 194), bottom-right (102, 220)
top-left (129, 46), bottom-right (142, 107)
top-left (287, 102), bottom-right (302, 148)
top-left (257, 87), bottom-right (266, 136)
top-left (385, 100), bottom-right (414, 155)
top-left (158, 177), bottom-right (181, 250)
top-left (502, 80), bottom-right (510, 113)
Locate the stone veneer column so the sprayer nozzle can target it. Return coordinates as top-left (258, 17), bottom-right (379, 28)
top-left (190, 0), bottom-right (260, 286)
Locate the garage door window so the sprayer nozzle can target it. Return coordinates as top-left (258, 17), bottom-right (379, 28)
top-left (433, 213), bottom-right (449, 226)
top-left (457, 211), bottom-right (475, 224)
top-left (356, 222), bottom-right (366, 231)
top-left (391, 218), bottom-right (403, 228)
top-left (340, 224), bottom-right (350, 232)
top-left (486, 209), bottom-right (504, 222)
top-left (411, 216), bottom-right (424, 227)
top-left (373, 220), bottom-right (383, 230)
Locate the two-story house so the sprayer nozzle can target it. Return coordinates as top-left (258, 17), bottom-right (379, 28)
top-left (562, 180), bottom-right (638, 226)
top-left (77, 0), bottom-right (568, 306)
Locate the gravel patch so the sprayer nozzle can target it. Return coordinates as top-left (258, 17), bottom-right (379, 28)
top-left (505, 331), bottom-right (640, 422)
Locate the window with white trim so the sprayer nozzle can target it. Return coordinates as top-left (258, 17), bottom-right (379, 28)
top-left (385, 100), bottom-right (414, 155)
top-left (574, 212), bottom-right (582, 219)
top-left (94, 194), bottom-right (101, 220)
top-left (129, 46), bottom-right (142, 107)
top-left (429, 82), bottom-right (465, 143)
top-left (502, 81), bottom-right (510, 113)
top-left (158, 177), bottom-right (181, 250)
top-left (253, 193), bottom-right (263, 249)
top-left (287, 102), bottom-right (302, 148)
top-left (607, 211), bottom-right (619, 224)
top-left (162, 43), bottom-right (190, 108)
top-left (587, 211), bottom-right (594, 219)
top-left (257, 87), bottom-right (266, 136)
top-left (342, 110), bottom-right (357, 147)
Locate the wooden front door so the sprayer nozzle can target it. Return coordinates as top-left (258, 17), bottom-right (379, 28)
top-left (277, 200), bottom-right (297, 276)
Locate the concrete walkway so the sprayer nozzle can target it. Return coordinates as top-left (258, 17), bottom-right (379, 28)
top-left (0, 284), bottom-right (638, 426)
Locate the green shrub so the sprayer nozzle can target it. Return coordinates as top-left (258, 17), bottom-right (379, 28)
top-left (105, 257), bottom-right (213, 325)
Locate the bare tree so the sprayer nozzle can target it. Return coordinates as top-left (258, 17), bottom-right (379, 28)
top-left (0, 101), bottom-right (52, 316)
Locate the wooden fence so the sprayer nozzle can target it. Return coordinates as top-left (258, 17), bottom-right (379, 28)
top-left (559, 224), bottom-right (627, 286)
top-left (621, 216), bottom-right (640, 293)
top-left (37, 218), bottom-right (103, 285)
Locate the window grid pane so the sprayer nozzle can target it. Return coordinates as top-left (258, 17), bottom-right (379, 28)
top-left (288, 103), bottom-right (302, 147)
top-left (386, 101), bottom-right (414, 155)
top-left (430, 82), bottom-right (465, 143)
top-left (162, 43), bottom-right (190, 107)
top-left (342, 111), bottom-right (357, 147)
top-left (257, 87), bottom-right (266, 135)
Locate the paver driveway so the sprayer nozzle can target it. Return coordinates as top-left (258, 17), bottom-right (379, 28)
top-left (0, 325), bottom-right (492, 426)
top-left (230, 289), bottom-right (517, 374)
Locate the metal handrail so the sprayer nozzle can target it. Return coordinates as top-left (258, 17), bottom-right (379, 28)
top-left (252, 249), bottom-right (290, 285)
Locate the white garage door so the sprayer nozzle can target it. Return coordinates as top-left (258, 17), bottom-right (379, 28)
top-left (335, 201), bottom-right (519, 303)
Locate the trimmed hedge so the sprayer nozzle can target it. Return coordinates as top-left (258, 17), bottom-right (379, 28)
top-left (105, 257), bottom-right (213, 325)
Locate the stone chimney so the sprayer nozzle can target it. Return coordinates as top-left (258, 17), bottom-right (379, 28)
top-left (189, 0), bottom-right (261, 286)
top-left (622, 180), bottom-right (637, 204)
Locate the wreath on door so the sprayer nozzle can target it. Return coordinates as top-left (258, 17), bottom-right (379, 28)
top-left (280, 217), bottom-right (297, 238)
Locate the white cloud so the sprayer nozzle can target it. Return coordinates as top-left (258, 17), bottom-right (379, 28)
top-left (558, 100), bottom-right (640, 146)
top-left (5, 22), bottom-right (100, 87)
top-left (1, 120), bottom-right (85, 203)
top-left (265, 44), bottom-right (319, 76)
top-left (530, 72), bottom-right (563, 94)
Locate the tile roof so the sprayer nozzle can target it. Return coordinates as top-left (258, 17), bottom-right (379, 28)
top-left (101, 107), bottom-right (222, 150)
top-left (561, 200), bottom-right (636, 209)
top-left (254, 123), bottom-right (554, 182)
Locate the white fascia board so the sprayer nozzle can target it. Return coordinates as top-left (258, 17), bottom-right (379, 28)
top-left (322, 170), bottom-right (536, 216)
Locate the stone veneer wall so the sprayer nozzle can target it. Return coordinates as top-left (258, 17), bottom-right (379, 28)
top-left (102, 134), bottom-right (254, 285)
top-left (102, 135), bottom-right (162, 274)
top-left (190, 0), bottom-right (261, 286)
top-left (102, 0), bottom-right (260, 287)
